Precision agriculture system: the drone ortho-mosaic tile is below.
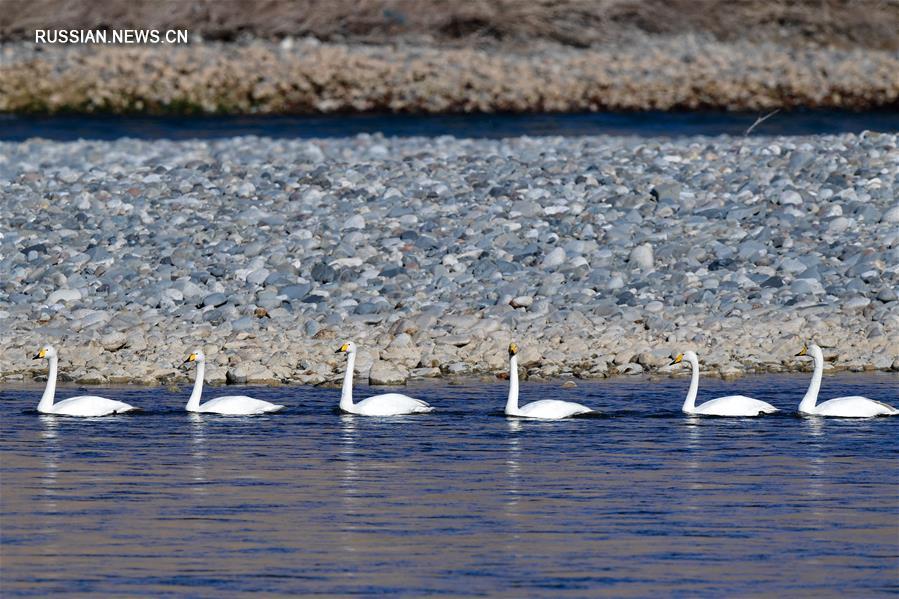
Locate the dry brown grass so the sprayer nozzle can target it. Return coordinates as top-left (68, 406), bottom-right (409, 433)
top-left (2, 0), bottom-right (898, 50)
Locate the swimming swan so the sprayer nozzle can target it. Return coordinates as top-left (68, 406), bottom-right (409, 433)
top-left (183, 351), bottom-right (284, 415)
top-left (335, 342), bottom-right (433, 416)
top-left (796, 344), bottom-right (897, 417)
top-left (32, 345), bottom-right (138, 416)
top-left (505, 343), bottom-right (593, 419)
top-left (671, 351), bottom-right (778, 416)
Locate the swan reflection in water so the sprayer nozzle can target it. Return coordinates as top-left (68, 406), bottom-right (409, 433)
top-left (504, 418), bottom-right (522, 512)
top-left (800, 416), bottom-right (827, 518)
top-left (495, 417), bottom-right (525, 560)
top-left (39, 415), bottom-right (60, 499)
top-left (679, 415), bottom-right (706, 505)
top-left (37, 415), bottom-right (63, 557)
top-left (338, 414), bottom-right (361, 557)
top-left (188, 413), bottom-right (209, 489)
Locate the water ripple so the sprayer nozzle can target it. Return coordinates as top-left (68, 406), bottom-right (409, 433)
top-left (1, 372), bottom-right (897, 595)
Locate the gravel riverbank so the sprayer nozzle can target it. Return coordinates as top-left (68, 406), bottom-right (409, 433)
top-left (2, 132), bottom-right (898, 386)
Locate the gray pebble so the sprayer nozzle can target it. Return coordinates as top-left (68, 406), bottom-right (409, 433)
top-left (2, 131), bottom-right (896, 384)
top-left (203, 293), bottom-right (227, 308)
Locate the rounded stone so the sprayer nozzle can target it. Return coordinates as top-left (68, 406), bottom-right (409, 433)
top-left (46, 289), bottom-right (82, 304)
top-left (203, 293), bottom-right (227, 307)
top-left (645, 301), bottom-right (664, 313)
top-left (629, 244), bottom-right (654, 270)
top-left (342, 214), bottom-right (365, 230)
top-left (541, 247), bottom-right (566, 269)
top-left (510, 296), bottom-right (534, 308)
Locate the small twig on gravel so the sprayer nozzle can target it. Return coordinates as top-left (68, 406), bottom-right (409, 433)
top-left (745, 109), bottom-right (781, 136)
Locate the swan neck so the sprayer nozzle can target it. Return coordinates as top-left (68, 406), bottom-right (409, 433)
top-left (799, 352), bottom-right (822, 413)
top-left (38, 356), bottom-right (57, 412)
top-left (682, 357), bottom-right (699, 413)
top-left (340, 351), bottom-right (356, 411)
top-left (505, 355), bottom-right (519, 415)
top-left (187, 362), bottom-right (205, 411)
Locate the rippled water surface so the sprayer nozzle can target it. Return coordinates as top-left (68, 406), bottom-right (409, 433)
top-left (2, 110), bottom-right (898, 141)
top-left (2, 373), bottom-right (897, 596)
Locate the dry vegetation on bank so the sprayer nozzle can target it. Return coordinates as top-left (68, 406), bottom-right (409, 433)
top-left (3, 0), bottom-right (899, 50)
top-left (1, 1), bottom-right (898, 115)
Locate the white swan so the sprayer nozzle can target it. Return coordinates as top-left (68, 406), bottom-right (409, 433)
top-left (671, 351), bottom-right (778, 416)
top-left (31, 345), bottom-right (138, 416)
top-left (334, 342), bottom-right (433, 416)
top-left (505, 343), bottom-right (593, 419)
top-left (183, 351), bottom-right (284, 415)
top-left (796, 344), bottom-right (897, 417)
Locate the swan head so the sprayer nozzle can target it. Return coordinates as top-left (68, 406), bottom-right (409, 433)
top-left (32, 345), bottom-right (57, 360)
top-left (670, 351), bottom-right (698, 367)
top-left (335, 341), bottom-right (356, 355)
top-left (508, 343), bottom-right (519, 357)
top-left (795, 343), bottom-right (822, 360)
top-left (183, 350), bottom-right (206, 365)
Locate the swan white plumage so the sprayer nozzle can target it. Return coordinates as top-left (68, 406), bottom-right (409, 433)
top-left (796, 344), bottom-right (897, 417)
top-left (335, 342), bottom-right (433, 416)
top-left (671, 351), bottom-right (778, 416)
top-left (32, 345), bottom-right (138, 416)
top-left (505, 343), bottom-right (593, 419)
top-left (183, 351), bottom-right (284, 415)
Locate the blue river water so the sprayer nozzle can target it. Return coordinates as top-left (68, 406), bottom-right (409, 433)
top-left (2, 110), bottom-right (898, 141)
top-left (1, 373), bottom-right (896, 596)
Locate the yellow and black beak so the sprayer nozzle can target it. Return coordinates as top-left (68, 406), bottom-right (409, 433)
top-left (795, 346), bottom-right (808, 357)
top-left (508, 343), bottom-right (518, 356)
top-left (335, 343), bottom-right (350, 354)
top-left (32, 348), bottom-right (46, 360)
top-left (182, 353), bottom-right (197, 365)
top-left (669, 353), bottom-right (684, 366)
